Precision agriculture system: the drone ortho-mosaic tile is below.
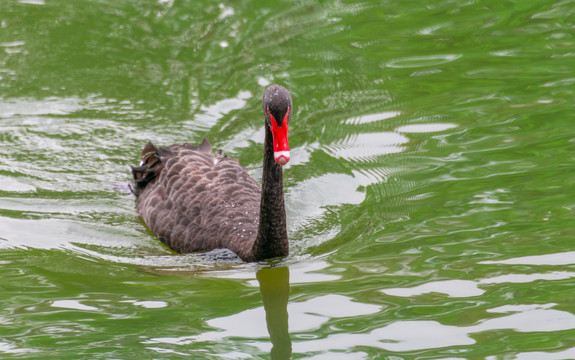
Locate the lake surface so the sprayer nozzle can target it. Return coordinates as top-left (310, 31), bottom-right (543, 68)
top-left (1, 0), bottom-right (575, 358)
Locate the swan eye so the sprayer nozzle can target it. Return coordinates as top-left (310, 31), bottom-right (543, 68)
top-left (266, 107), bottom-right (270, 115)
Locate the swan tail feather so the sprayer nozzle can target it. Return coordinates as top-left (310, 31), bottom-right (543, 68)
top-left (131, 141), bottom-right (163, 196)
top-left (131, 139), bottom-right (215, 196)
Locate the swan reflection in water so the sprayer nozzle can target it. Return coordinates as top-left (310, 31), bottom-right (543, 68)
top-left (141, 264), bottom-right (293, 357)
top-left (257, 266), bottom-right (292, 360)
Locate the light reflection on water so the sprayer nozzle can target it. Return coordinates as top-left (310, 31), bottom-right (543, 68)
top-left (2, 0), bottom-right (575, 358)
top-left (294, 306), bottom-right (575, 353)
top-left (481, 251), bottom-right (575, 266)
top-left (383, 269), bottom-right (575, 298)
top-left (146, 266), bottom-right (379, 359)
top-left (145, 293), bottom-right (381, 347)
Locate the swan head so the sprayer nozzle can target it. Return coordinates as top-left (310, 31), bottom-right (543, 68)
top-left (263, 85), bottom-right (292, 166)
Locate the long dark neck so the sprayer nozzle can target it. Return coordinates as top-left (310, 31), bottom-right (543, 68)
top-left (252, 125), bottom-right (289, 261)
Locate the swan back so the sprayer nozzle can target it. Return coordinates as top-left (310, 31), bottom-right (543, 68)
top-left (132, 139), bottom-right (262, 258)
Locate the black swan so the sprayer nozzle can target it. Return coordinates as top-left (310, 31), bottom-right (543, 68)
top-left (131, 85), bottom-right (292, 262)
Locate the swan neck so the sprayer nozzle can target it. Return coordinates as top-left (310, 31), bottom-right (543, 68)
top-left (252, 124), bottom-right (289, 260)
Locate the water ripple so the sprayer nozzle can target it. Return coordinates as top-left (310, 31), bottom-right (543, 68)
top-left (385, 54), bottom-right (462, 68)
top-left (293, 305), bottom-right (575, 353)
top-left (480, 251), bottom-right (575, 266)
top-left (325, 132), bottom-right (408, 162)
top-left (1, 0), bottom-right (575, 357)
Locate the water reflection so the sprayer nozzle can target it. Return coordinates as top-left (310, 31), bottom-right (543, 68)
top-left (294, 304), bottom-right (575, 353)
top-left (2, 0), bottom-right (575, 356)
top-left (145, 264), bottom-right (380, 357)
top-left (480, 251), bottom-right (575, 265)
top-left (382, 271), bottom-right (575, 298)
top-left (143, 266), bottom-right (293, 358)
top-left (257, 267), bottom-right (291, 360)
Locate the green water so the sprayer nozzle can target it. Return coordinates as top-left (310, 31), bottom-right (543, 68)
top-left (1, 0), bottom-right (575, 358)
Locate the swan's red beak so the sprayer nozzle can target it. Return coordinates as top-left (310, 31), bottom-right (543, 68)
top-left (270, 108), bottom-right (290, 166)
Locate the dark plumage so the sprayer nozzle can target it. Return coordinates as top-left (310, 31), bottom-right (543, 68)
top-left (131, 85), bottom-right (292, 262)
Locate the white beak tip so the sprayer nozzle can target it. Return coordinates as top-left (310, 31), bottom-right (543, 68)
top-left (274, 151), bottom-right (290, 166)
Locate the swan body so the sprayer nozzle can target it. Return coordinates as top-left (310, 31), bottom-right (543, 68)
top-left (131, 85), bottom-right (292, 262)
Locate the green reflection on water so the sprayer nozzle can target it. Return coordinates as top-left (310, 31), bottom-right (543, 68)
top-left (1, 0), bottom-right (575, 358)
